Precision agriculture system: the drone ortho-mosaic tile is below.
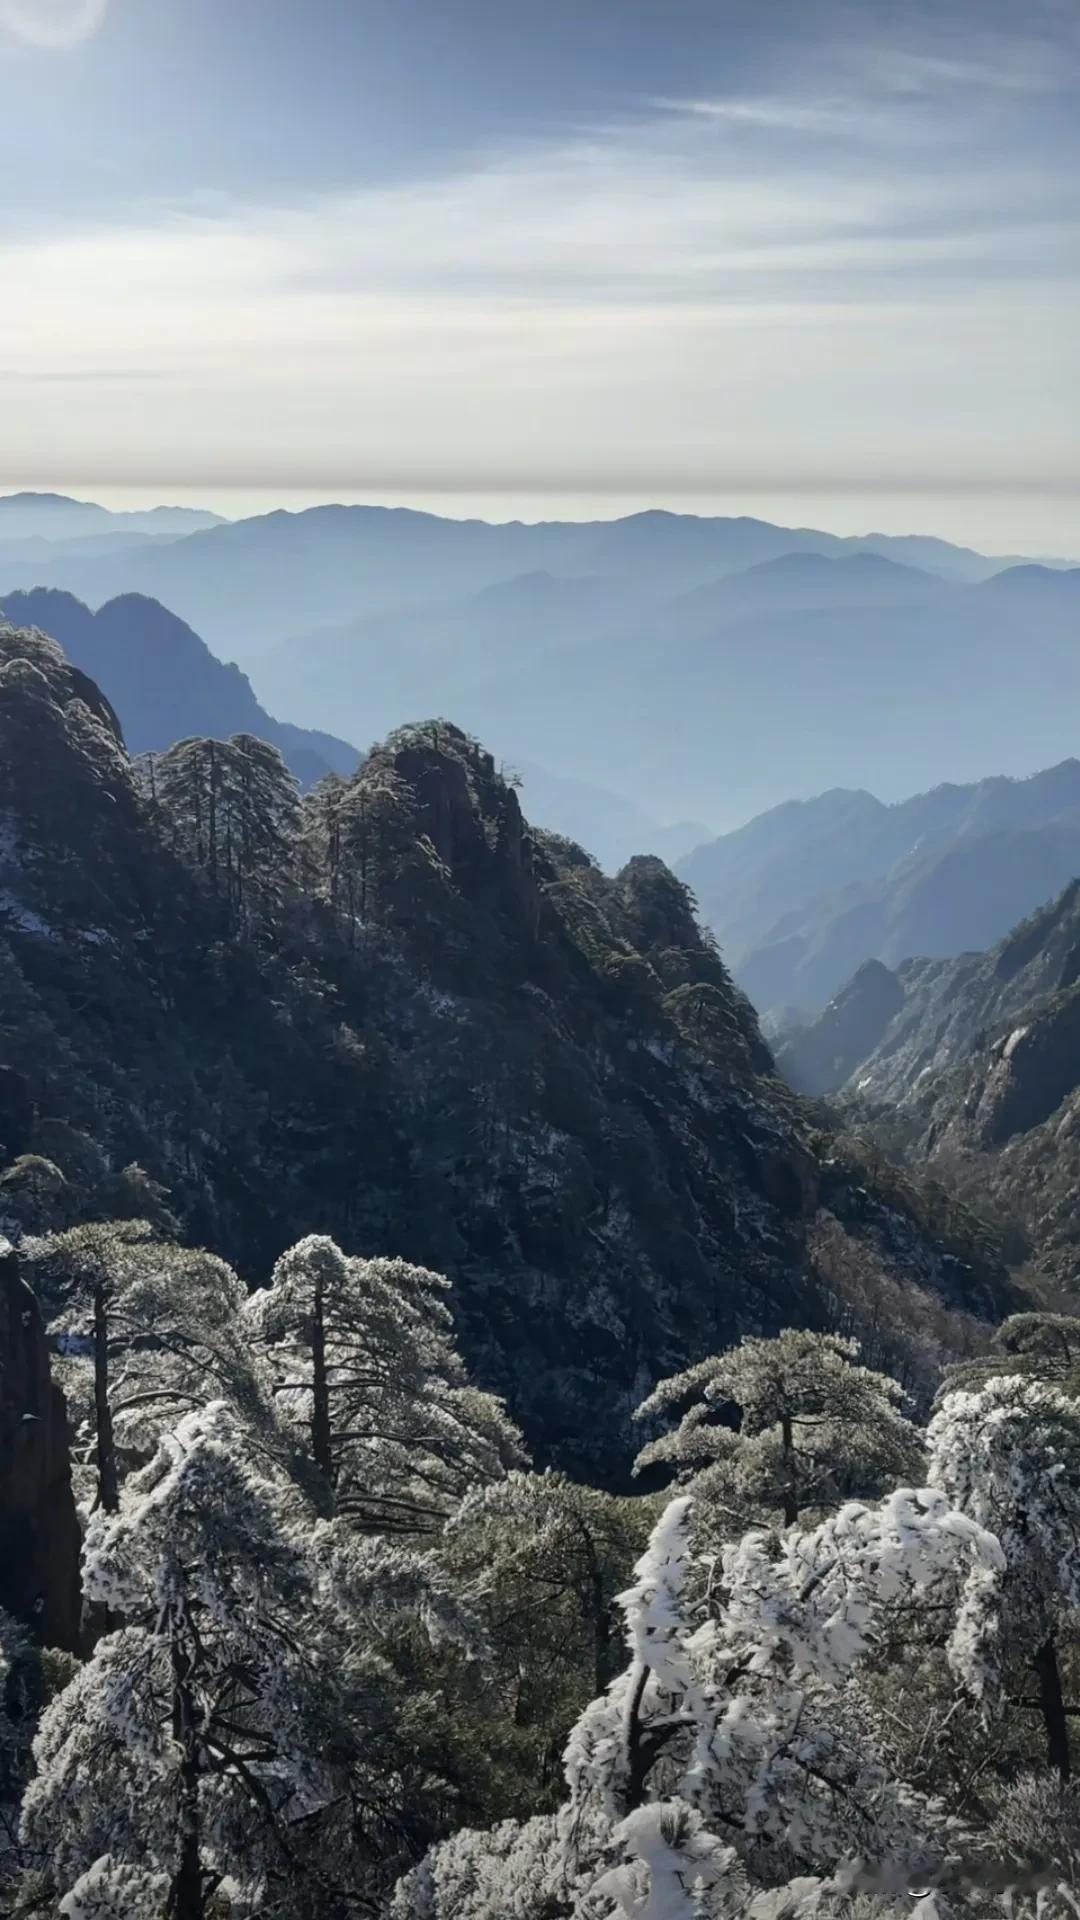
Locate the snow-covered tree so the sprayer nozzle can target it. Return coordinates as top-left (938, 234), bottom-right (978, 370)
top-left (928, 1374), bottom-right (1080, 1780)
top-left (392, 1485), bottom-right (1004, 1920)
top-left (245, 1234), bottom-right (521, 1529)
top-left (635, 1332), bottom-right (924, 1537)
top-left (23, 1386), bottom-right (509, 1919)
top-left (942, 1312), bottom-right (1080, 1395)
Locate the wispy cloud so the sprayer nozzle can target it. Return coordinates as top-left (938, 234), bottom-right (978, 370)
top-left (0, 0), bottom-right (108, 50)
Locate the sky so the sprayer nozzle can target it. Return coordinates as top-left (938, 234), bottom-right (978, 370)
top-left (0, 0), bottom-right (1077, 551)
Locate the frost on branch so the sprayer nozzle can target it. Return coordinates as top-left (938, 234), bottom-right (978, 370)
top-left (23, 1403), bottom-right (336, 1918)
top-left (58, 1853), bottom-right (170, 1920)
top-left (244, 1234), bottom-right (521, 1530)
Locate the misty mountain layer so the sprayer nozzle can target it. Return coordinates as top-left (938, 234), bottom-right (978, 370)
top-left (3, 499), bottom-right (1076, 830)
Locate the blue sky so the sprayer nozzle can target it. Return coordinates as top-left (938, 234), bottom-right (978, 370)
top-left (1, 0), bottom-right (1077, 548)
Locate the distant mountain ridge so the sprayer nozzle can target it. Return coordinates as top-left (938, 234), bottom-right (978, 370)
top-left (0, 588), bottom-right (358, 789)
top-left (3, 496), bottom-right (1077, 836)
top-left (682, 757), bottom-right (1080, 1015)
top-left (0, 491), bottom-right (224, 541)
top-left (1, 498), bottom-right (1067, 664)
top-left (255, 557), bottom-right (1080, 829)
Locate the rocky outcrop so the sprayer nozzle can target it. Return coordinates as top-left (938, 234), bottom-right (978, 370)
top-left (785, 882), bottom-right (1080, 1115)
top-left (0, 1240), bottom-right (81, 1650)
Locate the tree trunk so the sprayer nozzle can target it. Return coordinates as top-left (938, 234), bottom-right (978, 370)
top-left (169, 1631), bottom-right (204, 1920)
top-left (1034, 1636), bottom-right (1071, 1781)
top-left (780, 1411), bottom-right (798, 1527)
top-left (310, 1273), bottom-right (333, 1498)
top-left (93, 1282), bottom-right (119, 1515)
top-left (624, 1661), bottom-right (652, 1811)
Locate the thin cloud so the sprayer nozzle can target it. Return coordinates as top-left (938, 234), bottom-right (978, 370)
top-left (0, 0), bottom-right (108, 50)
top-left (0, 81), bottom-right (1074, 520)
top-left (650, 96), bottom-right (850, 135)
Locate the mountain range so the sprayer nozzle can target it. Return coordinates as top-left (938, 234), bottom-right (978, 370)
top-left (3, 499), bottom-right (1057, 658)
top-left (776, 880), bottom-right (1080, 1293)
top-left (0, 491), bottom-right (224, 542)
top-left (3, 496), bottom-right (1077, 831)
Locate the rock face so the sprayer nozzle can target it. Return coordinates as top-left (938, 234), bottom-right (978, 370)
top-left (972, 991), bottom-right (1080, 1146)
top-left (0, 1240), bottom-right (81, 1650)
top-left (788, 881), bottom-right (1080, 1115)
top-left (793, 881), bottom-right (1080, 1291)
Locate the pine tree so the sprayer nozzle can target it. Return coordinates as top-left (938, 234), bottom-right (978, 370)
top-left (245, 1235), bottom-right (521, 1528)
top-left (929, 1374), bottom-right (1080, 1780)
top-left (393, 1484), bottom-right (1004, 1919)
top-left (27, 1222), bottom-right (269, 1515)
top-left (635, 1331), bottom-right (924, 1538)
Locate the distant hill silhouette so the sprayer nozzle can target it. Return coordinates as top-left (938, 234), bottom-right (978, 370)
top-left (1, 498), bottom-right (1062, 663)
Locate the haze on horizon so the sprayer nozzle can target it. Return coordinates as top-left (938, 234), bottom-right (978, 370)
top-left (1, 0), bottom-right (1077, 554)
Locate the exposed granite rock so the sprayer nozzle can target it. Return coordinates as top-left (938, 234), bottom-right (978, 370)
top-left (0, 1239), bottom-right (81, 1649)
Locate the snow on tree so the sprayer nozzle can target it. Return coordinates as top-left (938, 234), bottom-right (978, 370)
top-left (942, 1312), bottom-right (1080, 1395)
top-left (388, 1813), bottom-right (567, 1920)
top-left (22, 1401), bottom-right (345, 1920)
top-left (245, 1234), bottom-right (521, 1529)
top-left (57, 1853), bottom-right (171, 1920)
top-left (393, 1486), bottom-right (1005, 1920)
top-left (928, 1374), bottom-right (1080, 1781)
top-left (635, 1332), bottom-right (924, 1537)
